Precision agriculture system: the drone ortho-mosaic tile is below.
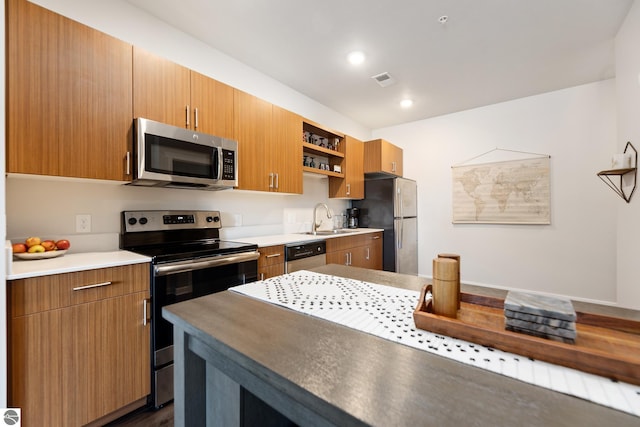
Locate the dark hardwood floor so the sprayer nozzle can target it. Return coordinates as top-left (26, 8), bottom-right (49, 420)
top-left (106, 403), bottom-right (173, 427)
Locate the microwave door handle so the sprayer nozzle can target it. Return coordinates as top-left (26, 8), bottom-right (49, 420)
top-left (212, 147), bottom-right (222, 180)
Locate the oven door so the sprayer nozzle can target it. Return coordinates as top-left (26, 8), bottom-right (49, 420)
top-left (151, 250), bottom-right (259, 406)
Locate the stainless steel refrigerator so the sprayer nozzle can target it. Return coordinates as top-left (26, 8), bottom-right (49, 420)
top-left (353, 177), bottom-right (418, 274)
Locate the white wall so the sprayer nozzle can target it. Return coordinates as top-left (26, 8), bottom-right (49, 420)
top-left (615, 0), bottom-right (640, 309)
top-left (373, 80), bottom-right (620, 305)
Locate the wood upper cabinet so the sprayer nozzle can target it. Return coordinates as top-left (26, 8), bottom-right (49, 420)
top-left (8, 263), bottom-right (151, 427)
top-left (190, 70), bottom-right (235, 139)
top-left (326, 232), bottom-right (383, 270)
top-left (133, 47), bottom-right (235, 139)
top-left (133, 47), bottom-right (191, 129)
top-left (234, 90), bottom-right (303, 193)
top-left (6, 0), bottom-right (133, 181)
top-left (234, 89), bottom-right (273, 191)
top-left (257, 245), bottom-right (285, 280)
top-left (329, 135), bottom-right (364, 199)
top-left (364, 138), bottom-right (403, 177)
top-left (272, 106), bottom-right (303, 194)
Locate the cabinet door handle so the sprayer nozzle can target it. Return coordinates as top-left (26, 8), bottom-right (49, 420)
top-left (260, 273), bottom-right (265, 280)
top-left (143, 298), bottom-right (151, 326)
top-left (275, 173), bottom-right (279, 190)
top-left (269, 173), bottom-right (274, 189)
top-left (125, 151), bottom-right (131, 175)
top-left (72, 281), bottom-right (112, 291)
top-left (344, 253), bottom-right (349, 265)
top-left (392, 161), bottom-right (396, 172)
top-left (366, 247), bottom-right (370, 260)
top-left (346, 183), bottom-right (351, 195)
top-left (185, 105), bottom-right (190, 127)
top-left (265, 253), bottom-right (282, 258)
top-left (194, 107), bottom-right (199, 129)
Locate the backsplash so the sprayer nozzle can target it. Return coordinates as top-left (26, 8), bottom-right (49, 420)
top-left (6, 174), bottom-right (349, 252)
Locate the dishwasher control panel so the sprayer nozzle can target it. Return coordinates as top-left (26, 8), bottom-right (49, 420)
top-left (285, 241), bottom-right (326, 261)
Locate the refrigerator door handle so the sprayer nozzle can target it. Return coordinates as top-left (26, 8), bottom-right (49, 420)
top-left (397, 186), bottom-right (403, 219)
top-left (397, 183), bottom-right (404, 251)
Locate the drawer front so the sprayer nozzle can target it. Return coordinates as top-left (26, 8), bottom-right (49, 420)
top-left (258, 245), bottom-right (285, 268)
top-left (326, 232), bottom-right (382, 252)
top-left (10, 263), bottom-right (150, 317)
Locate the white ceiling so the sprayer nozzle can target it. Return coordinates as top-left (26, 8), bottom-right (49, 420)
top-left (125, 0), bottom-right (633, 130)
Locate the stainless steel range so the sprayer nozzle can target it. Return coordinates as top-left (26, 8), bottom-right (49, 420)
top-left (120, 210), bottom-right (259, 408)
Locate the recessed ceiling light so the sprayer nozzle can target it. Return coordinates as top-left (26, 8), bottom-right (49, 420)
top-left (347, 51), bottom-right (366, 65)
top-left (438, 15), bottom-right (448, 24)
top-left (400, 99), bottom-right (414, 109)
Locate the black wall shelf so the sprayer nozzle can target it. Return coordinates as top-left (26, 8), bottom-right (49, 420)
top-left (597, 141), bottom-right (637, 203)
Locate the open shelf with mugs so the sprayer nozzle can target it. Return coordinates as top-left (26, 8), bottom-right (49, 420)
top-left (302, 120), bottom-right (345, 178)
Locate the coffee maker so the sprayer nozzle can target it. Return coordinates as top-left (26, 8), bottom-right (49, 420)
top-left (346, 207), bottom-right (359, 229)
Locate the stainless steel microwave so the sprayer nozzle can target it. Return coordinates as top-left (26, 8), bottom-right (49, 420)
top-left (129, 118), bottom-right (238, 190)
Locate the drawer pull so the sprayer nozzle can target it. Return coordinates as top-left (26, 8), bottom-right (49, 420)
top-left (72, 281), bottom-right (112, 291)
top-left (265, 253), bottom-right (282, 258)
top-left (372, 236), bottom-right (381, 240)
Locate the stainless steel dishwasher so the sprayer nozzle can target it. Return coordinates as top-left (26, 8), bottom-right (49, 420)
top-left (285, 240), bottom-right (326, 273)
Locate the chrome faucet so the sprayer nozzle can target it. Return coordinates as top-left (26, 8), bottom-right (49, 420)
top-left (312, 203), bottom-right (332, 234)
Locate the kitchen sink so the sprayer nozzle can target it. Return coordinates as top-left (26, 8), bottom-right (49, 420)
top-left (300, 229), bottom-right (354, 236)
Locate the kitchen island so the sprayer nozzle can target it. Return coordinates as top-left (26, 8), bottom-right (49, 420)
top-left (163, 265), bottom-right (640, 426)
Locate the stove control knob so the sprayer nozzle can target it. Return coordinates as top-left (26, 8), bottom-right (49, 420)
top-left (206, 216), bottom-right (220, 223)
top-left (128, 217), bottom-right (137, 226)
top-left (139, 217), bottom-right (148, 225)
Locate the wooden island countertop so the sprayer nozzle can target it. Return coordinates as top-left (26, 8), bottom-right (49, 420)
top-left (163, 264), bottom-right (639, 427)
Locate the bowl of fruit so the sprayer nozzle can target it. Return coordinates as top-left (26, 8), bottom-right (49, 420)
top-left (12, 237), bottom-right (71, 260)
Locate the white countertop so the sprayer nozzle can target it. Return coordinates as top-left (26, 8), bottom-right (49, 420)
top-left (234, 228), bottom-right (384, 247)
top-left (7, 251), bottom-right (151, 280)
top-left (5, 229), bottom-right (382, 280)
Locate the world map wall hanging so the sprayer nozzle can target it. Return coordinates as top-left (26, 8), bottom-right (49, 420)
top-left (451, 150), bottom-right (551, 224)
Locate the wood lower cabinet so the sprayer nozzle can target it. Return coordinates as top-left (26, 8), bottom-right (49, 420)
top-left (6, 0), bottom-right (133, 181)
top-left (258, 245), bottom-right (285, 280)
top-left (326, 232), bottom-right (383, 270)
top-left (329, 135), bottom-right (364, 199)
top-left (8, 264), bottom-right (151, 427)
top-left (364, 139), bottom-right (403, 177)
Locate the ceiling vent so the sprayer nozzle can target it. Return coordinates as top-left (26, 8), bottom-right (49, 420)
top-left (371, 72), bottom-right (396, 88)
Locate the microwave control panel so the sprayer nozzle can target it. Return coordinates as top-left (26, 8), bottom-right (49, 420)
top-left (222, 149), bottom-right (235, 180)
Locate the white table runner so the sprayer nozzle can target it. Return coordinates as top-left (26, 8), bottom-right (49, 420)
top-left (231, 271), bottom-right (640, 417)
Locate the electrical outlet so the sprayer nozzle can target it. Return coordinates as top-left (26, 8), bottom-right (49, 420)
top-left (76, 214), bottom-right (91, 233)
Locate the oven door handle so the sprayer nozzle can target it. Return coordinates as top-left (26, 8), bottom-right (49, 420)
top-left (154, 250), bottom-right (260, 276)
